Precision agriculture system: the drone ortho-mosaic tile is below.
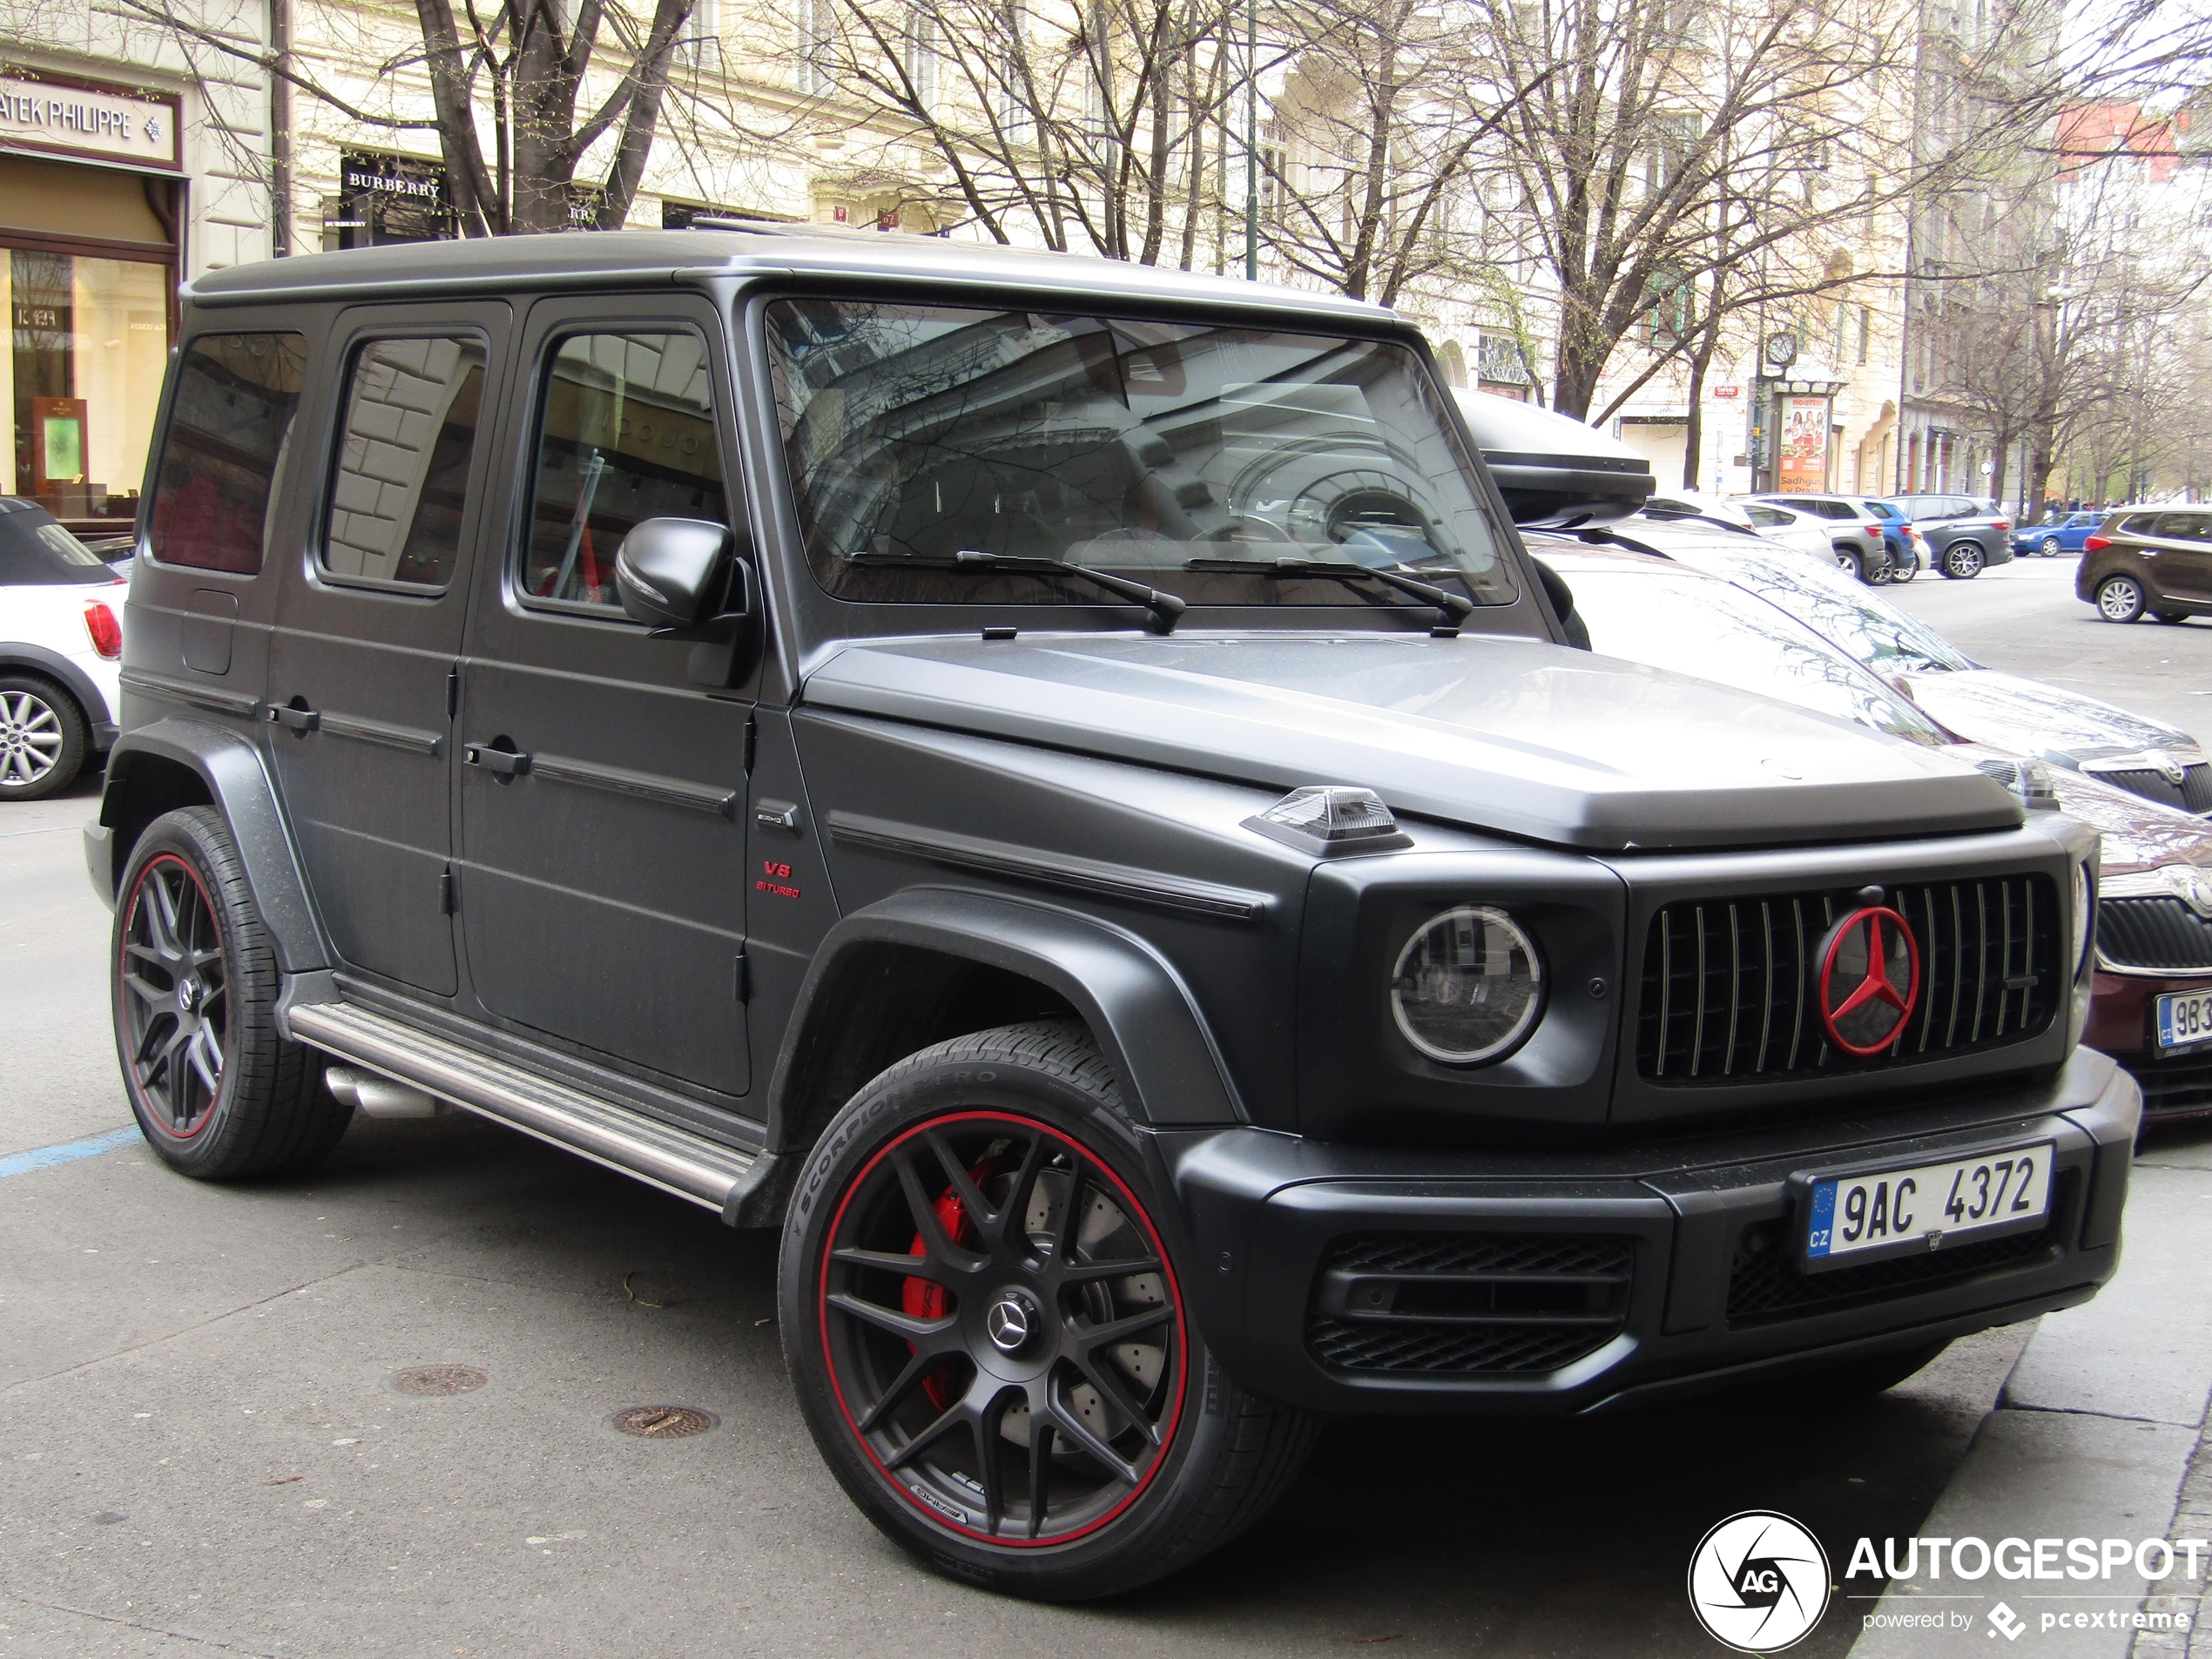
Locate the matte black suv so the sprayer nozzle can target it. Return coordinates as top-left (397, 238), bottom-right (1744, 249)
top-left (88, 229), bottom-right (2134, 1602)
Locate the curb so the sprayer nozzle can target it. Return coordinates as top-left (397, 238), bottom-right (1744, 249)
top-left (1848, 1157), bottom-right (2212, 1657)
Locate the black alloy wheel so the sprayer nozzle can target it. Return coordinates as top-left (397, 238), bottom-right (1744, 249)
top-left (1941, 542), bottom-right (1986, 578)
top-left (111, 807), bottom-right (353, 1178)
top-left (118, 851), bottom-right (231, 1140)
top-left (783, 1022), bottom-right (1316, 1600)
top-left (819, 1109), bottom-right (1183, 1545)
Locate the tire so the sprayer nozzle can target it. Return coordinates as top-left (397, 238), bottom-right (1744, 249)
top-left (0, 673), bottom-right (88, 802)
top-left (1940, 542), bottom-right (1985, 578)
top-left (111, 807), bottom-right (353, 1178)
top-left (1834, 548), bottom-right (1867, 583)
top-left (1889, 551), bottom-right (1918, 583)
top-left (780, 1019), bottom-right (1318, 1601)
top-left (2039, 536), bottom-right (2062, 556)
top-left (2153, 610), bottom-right (2192, 624)
top-left (2095, 575), bottom-right (2147, 623)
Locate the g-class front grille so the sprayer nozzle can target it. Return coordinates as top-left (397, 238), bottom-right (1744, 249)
top-left (2085, 762), bottom-right (2212, 815)
top-left (1305, 1232), bottom-right (1632, 1375)
top-left (2097, 897), bottom-right (2212, 973)
top-left (1724, 1185), bottom-right (2067, 1325)
top-left (1635, 874), bottom-right (2060, 1084)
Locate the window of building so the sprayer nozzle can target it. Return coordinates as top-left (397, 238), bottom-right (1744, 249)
top-left (1644, 112), bottom-right (1702, 195)
top-left (905, 8), bottom-right (939, 111)
top-left (6, 248), bottom-right (171, 528)
top-left (797, 0), bottom-right (836, 94)
top-left (1858, 305), bottom-right (1871, 364)
top-left (523, 332), bottom-right (726, 611)
top-left (147, 333), bottom-right (309, 575)
top-left (322, 335), bottom-right (488, 589)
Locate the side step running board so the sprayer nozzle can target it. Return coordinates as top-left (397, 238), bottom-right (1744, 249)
top-left (287, 1001), bottom-right (757, 1212)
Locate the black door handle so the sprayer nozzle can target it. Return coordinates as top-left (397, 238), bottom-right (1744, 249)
top-left (464, 743), bottom-right (530, 777)
top-left (270, 704), bottom-right (320, 733)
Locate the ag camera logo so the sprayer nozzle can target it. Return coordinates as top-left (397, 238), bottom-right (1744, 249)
top-left (1689, 1511), bottom-right (1832, 1652)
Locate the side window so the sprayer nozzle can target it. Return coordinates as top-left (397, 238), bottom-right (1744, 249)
top-left (2155, 512), bottom-right (2212, 542)
top-left (522, 330), bottom-right (726, 610)
top-left (1743, 504), bottom-right (1785, 526)
top-left (322, 334), bottom-right (488, 589)
top-left (147, 333), bottom-right (308, 574)
top-left (2121, 514), bottom-right (2159, 536)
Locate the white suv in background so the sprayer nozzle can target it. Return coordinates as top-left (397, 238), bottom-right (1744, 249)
top-left (0, 499), bottom-right (126, 800)
top-left (1743, 493), bottom-right (1892, 584)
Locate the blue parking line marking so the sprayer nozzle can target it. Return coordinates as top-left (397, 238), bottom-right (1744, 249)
top-left (0, 1126), bottom-right (142, 1179)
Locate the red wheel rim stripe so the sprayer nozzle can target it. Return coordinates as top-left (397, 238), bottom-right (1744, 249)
top-left (816, 1108), bottom-right (1189, 1549)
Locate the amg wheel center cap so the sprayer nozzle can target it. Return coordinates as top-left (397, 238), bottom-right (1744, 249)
top-left (985, 1291), bottom-right (1038, 1354)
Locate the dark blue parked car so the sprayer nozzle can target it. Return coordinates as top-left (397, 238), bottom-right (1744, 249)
top-left (2014, 510), bottom-right (2104, 557)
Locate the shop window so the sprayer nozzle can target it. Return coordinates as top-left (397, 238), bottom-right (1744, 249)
top-left (322, 335), bottom-right (488, 589)
top-left (6, 249), bottom-right (171, 526)
top-left (522, 332), bottom-right (726, 610)
top-left (147, 334), bottom-right (309, 574)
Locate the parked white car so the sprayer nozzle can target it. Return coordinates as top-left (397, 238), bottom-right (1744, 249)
top-left (1730, 496), bottom-right (1850, 563)
top-left (0, 499), bottom-right (126, 800)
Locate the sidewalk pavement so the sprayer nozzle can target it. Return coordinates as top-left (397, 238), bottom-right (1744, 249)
top-left (1850, 1131), bottom-right (2212, 1659)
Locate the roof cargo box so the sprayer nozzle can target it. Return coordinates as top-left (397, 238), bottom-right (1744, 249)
top-left (1452, 388), bottom-right (1656, 529)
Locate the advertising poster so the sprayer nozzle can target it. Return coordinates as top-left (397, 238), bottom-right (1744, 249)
top-left (1777, 394), bottom-right (1831, 492)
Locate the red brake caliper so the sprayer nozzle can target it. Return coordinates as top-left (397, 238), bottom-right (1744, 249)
top-left (901, 1160), bottom-right (994, 1409)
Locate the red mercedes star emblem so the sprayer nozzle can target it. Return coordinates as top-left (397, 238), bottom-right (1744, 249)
top-left (1817, 905), bottom-right (1921, 1056)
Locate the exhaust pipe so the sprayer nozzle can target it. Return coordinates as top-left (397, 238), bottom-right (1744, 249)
top-left (326, 1066), bottom-right (446, 1120)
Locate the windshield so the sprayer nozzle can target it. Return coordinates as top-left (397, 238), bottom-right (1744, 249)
top-left (765, 299), bottom-right (1514, 611)
top-left (1656, 543), bottom-right (1976, 674)
top-left (1563, 564), bottom-right (1954, 746)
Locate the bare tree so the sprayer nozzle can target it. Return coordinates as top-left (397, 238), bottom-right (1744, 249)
top-left (112, 0), bottom-right (720, 233)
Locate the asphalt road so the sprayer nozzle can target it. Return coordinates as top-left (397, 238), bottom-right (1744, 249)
top-left (3, 565), bottom-right (2207, 1659)
top-left (1882, 552), bottom-right (2212, 749)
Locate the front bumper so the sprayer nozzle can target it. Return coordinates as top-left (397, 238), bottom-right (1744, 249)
top-left (2088, 969), bottom-right (2212, 1118)
top-left (1159, 1048), bottom-right (2137, 1415)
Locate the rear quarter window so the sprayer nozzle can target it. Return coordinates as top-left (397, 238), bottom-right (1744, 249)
top-left (147, 332), bottom-right (309, 575)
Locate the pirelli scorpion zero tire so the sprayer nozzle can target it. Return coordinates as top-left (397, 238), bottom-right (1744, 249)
top-left (111, 807), bottom-right (352, 1179)
top-left (779, 1021), bottom-right (1318, 1601)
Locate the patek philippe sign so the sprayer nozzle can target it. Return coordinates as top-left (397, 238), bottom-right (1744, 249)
top-left (0, 71), bottom-right (180, 169)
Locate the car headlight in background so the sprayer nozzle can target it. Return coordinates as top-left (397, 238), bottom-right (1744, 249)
top-left (1390, 905), bottom-right (1545, 1064)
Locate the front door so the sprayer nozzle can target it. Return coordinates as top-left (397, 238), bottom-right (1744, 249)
top-left (266, 305), bottom-right (509, 996)
top-left (455, 299), bottom-right (753, 1097)
top-left (2149, 510), bottom-right (2212, 606)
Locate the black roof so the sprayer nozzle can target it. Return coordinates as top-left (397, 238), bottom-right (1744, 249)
top-left (185, 224), bottom-right (1399, 326)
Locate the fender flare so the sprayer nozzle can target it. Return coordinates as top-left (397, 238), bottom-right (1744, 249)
top-left (0, 641), bottom-right (117, 745)
top-left (98, 719), bottom-right (329, 974)
top-left (765, 887), bottom-right (1248, 1149)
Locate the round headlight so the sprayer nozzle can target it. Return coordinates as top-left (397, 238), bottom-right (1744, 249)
top-left (1390, 906), bottom-right (1545, 1065)
top-left (2073, 861), bottom-right (2094, 973)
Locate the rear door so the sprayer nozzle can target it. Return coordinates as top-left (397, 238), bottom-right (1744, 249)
top-left (455, 296), bottom-right (754, 1097)
top-left (265, 305), bottom-right (507, 996)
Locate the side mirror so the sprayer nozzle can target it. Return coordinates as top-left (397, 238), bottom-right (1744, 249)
top-left (615, 517), bottom-right (736, 630)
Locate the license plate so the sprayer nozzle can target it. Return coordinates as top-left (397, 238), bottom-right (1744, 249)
top-left (2156, 989), bottom-right (2212, 1052)
top-left (1803, 1143), bottom-right (2054, 1271)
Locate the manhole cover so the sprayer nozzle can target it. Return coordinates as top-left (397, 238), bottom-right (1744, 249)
top-left (610, 1406), bottom-right (717, 1440)
top-left (391, 1365), bottom-right (489, 1396)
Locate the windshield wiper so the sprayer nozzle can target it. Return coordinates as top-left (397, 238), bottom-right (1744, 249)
top-left (1184, 557), bottom-right (1475, 633)
top-left (847, 550), bottom-right (1185, 634)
